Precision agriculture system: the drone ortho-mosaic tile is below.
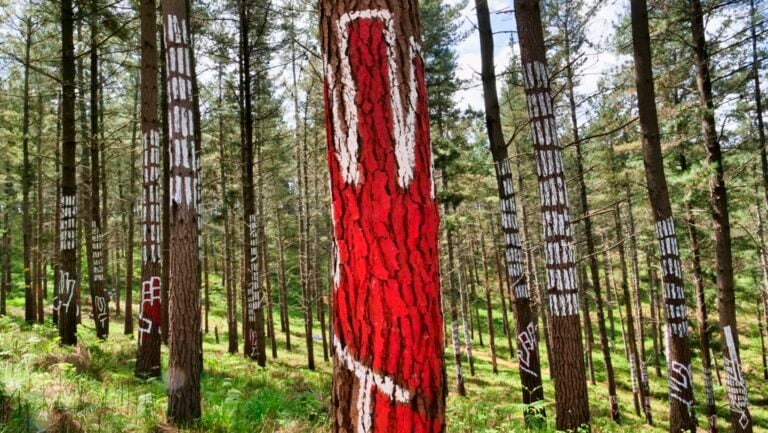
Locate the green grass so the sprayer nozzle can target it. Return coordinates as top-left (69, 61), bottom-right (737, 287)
top-left (0, 281), bottom-right (766, 432)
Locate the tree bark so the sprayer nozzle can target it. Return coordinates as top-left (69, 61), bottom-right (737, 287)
top-left (320, 2), bottom-right (447, 430)
top-left (161, 0), bottom-right (202, 422)
top-left (125, 77), bottom-right (139, 336)
top-left (88, 0), bottom-right (109, 339)
top-left (22, 18), bottom-right (35, 324)
top-left (34, 90), bottom-right (45, 324)
top-left (160, 25), bottom-right (171, 347)
top-left (237, 0), bottom-right (266, 366)
top-left (629, 1), bottom-right (696, 429)
top-left (276, 208), bottom-right (290, 351)
top-left (58, 0), bottom-right (79, 345)
top-left (512, 1), bottom-right (590, 429)
top-left (475, 0), bottom-right (544, 411)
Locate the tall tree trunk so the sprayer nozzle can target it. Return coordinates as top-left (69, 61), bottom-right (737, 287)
top-left (479, 225), bottom-right (498, 374)
top-left (58, 0), bottom-right (79, 345)
top-left (162, 1), bottom-right (202, 422)
top-left (22, 18), bottom-right (35, 324)
top-left (320, 2), bottom-right (447, 430)
top-left (159, 25), bottom-right (171, 346)
top-left (52, 94), bottom-right (61, 325)
top-left (458, 253), bottom-right (475, 376)
top-left (629, 2), bottom-right (696, 429)
top-left (490, 216), bottom-right (515, 358)
top-left (35, 90), bottom-right (45, 324)
top-left (513, 1), bottom-right (590, 429)
top-left (475, 0), bottom-right (544, 410)
top-left (216, 62), bottom-right (237, 354)
top-left (1, 161), bottom-right (10, 317)
top-left (646, 255), bottom-right (662, 378)
top-left (238, 0), bottom-right (266, 366)
top-left (444, 196), bottom-right (467, 396)
top-left (88, 1), bottom-right (109, 338)
top-left (580, 266), bottom-right (596, 384)
top-left (758, 184), bottom-right (768, 381)
top-left (681, 154), bottom-right (717, 432)
top-left (690, 0), bottom-right (752, 430)
top-left (276, 209), bottom-right (290, 350)
top-left (615, 204), bottom-right (651, 424)
top-left (125, 76), bottom-right (139, 336)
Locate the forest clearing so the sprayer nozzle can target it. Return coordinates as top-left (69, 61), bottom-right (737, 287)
top-left (0, 0), bottom-right (767, 431)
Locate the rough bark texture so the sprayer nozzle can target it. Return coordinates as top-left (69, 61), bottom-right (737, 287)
top-left (162, 0), bottom-right (202, 422)
top-left (475, 0), bottom-right (543, 410)
top-left (136, 0), bottom-right (163, 379)
top-left (512, 0), bottom-right (590, 429)
top-left (689, 0), bottom-right (752, 430)
top-left (160, 31), bottom-right (171, 347)
top-left (629, 1), bottom-right (696, 430)
top-left (320, 2), bottom-right (446, 431)
top-left (58, 0), bottom-right (79, 346)
top-left (22, 19), bottom-right (35, 324)
top-left (88, 1), bottom-right (109, 339)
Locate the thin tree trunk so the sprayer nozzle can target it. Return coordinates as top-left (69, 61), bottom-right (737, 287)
top-left (444, 197), bottom-right (467, 396)
top-left (238, 0), bottom-right (266, 366)
top-left (276, 209), bottom-right (290, 351)
top-left (646, 253), bottom-right (662, 378)
top-left (162, 0), bottom-right (202, 422)
top-left (159, 24), bottom-right (171, 347)
top-left (58, 0), bottom-right (79, 345)
top-left (1, 161), bottom-right (10, 317)
top-left (758, 185), bottom-right (768, 381)
top-left (489, 214), bottom-right (515, 358)
top-left (580, 266), bottom-right (596, 385)
top-left (22, 18), bottom-right (35, 324)
top-left (321, 3), bottom-right (447, 429)
top-left (35, 90), bottom-right (45, 324)
top-left (629, 2), bottom-right (697, 428)
top-left (479, 225), bottom-right (498, 374)
top-left (615, 204), bottom-right (651, 424)
top-left (125, 76), bottom-right (139, 336)
top-left (458, 253), bottom-right (475, 376)
top-left (89, 0), bottom-right (109, 338)
top-left (475, 0), bottom-right (544, 409)
top-left (681, 154), bottom-right (717, 432)
top-left (689, 0), bottom-right (752, 429)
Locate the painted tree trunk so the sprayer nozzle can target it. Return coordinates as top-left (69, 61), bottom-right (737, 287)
top-left (58, 0), bottom-right (79, 346)
top-left (161, 1), bottom-right (202, 422)
top-left (237, 0), bottom-right (266, 366)
top-left (475, 0), bottom-right (543, 410)
top-left (89, 1), bottom-right (109, 339)
top-left (689, 0), bottom-right (752, 429)
top-left (629, 1), bottom-right (696, 429)
top-left (320, 2), bottom-right (446, 431)
top-left (513, 0), bottom-right (590, 429)
top-left (135, 0), bottom-right (162, 378)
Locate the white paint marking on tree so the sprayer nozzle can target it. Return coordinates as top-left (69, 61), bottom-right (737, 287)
top-left (326, 9), bottom-right (422, 189)
top-left (517, 321), bottom-right (538, 377)
top-left (60, 194), bottom-right (77, 251)
top-left (723, 325), bottom-right (750, 429)
top-left (138, 276), bottom-right (161, 345)
top-left (335, 340), bottom-right (410, 433)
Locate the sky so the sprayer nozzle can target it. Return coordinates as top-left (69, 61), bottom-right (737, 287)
top-left (450, 0), bottom-right (626, 111)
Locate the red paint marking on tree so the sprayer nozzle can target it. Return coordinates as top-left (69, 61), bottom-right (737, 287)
top-left (324, 8), bottom-right (444, 432)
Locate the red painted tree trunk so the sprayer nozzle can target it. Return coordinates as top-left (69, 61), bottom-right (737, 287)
top-left (320, 2), bottom-right (446, 431)
top-left (512, 0), bottom-right (590, 430)
top-left (135, 0), bottom-right (163, 379)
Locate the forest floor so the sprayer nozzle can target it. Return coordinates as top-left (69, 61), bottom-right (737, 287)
top-left (0, 287), bottom-right (766, 433)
